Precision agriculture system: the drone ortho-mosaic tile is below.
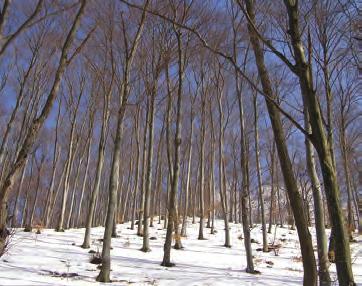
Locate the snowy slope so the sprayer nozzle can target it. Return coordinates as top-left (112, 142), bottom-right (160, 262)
top-left (0, 219), bottom-right (360, 285)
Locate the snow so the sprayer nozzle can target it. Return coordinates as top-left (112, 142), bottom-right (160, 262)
top-left (0, 219), bottom-right (361, 285)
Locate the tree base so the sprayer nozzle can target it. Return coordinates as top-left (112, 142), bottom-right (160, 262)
top-left (140, 247), bottom-right (151, 252)
top-left (96, 273), bottom-right (111, 283)
top-left (0, 227), bottom-right (10, 257)
top-left (246, 268), bottom-right (261, 274)
top-left (161, 261), bottom-right (175, 267)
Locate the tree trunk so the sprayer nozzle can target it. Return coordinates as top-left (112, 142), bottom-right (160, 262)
top-left (57, 93), bottom-right (82, 231)
top-left (27, 156), bottom-right (44, 229)
top-left (11, 159), bottom-right (27, 227)
top-left (198, 93), bottom-right (206, 240)
top-left (235, 65), bottom-right (254, 271)
top-left (244, 1), bottom-right (317, 283)
top-left (121, 156), bottom-right (133, 224)
top-left (253, 94), bottom-right (268, 252)
top-left (131, 107), bottom-right (141, 230)
top-left (268, 146), bottom-right (276, 233)
top-left (304, 106), bottom-right (331, 285)
top-left (141, 76), bottom-right (157, 252)
top-left (138, 104), bottom-right (149, 237)
top-left (76, 119), bottom-right (93, 227)
top-left (67, 136), bottom-right (87, 229)
top-left (151, 127), bottom-right (164, 227)
top-left (209, 102), bottom-right (216, 234)
top-left (283, 2), bottom-right (354, 284)
top-left (97, 2), bottom-right (148, 281)
top-left (96, 104), bottom-right (125, 282)
top-left (340, 115), bottom-right (354, 236)
top-left (217, 84), bottom-right (231, 248)
top-left (82, 82), bottom-right (110, 248)
top-left (181, 113), bottom-right (193, 237)
top-left (161, 29), bottom-right (184, 267)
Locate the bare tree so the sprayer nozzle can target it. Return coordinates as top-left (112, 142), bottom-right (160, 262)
top-left (242, 1), bottom-right (317, 284)
top-left (96, 0), bottom-right (148, 281)
top-left (0, 0), bottom-right (86, 253)
top-left (253, 93), bottom-right (267, 252)
top-left (161, 9), bottom-right (187, 264)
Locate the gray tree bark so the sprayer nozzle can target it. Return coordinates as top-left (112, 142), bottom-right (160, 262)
top-left (253, 94), bottom-right (268, 252)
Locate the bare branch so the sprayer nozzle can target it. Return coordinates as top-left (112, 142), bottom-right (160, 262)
top-left (119, 0), bottom-right (310, 137)
top-left (0, 0), bottom-right (44, 58)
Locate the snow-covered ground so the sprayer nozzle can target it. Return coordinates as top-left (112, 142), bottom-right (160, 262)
top-left (0, 219), bottom-right (361, 285)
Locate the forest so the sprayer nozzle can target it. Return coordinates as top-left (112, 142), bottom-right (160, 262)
top-left (0, 0), bottom-right (361, 285)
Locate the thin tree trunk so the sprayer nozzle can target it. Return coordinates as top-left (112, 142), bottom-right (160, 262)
top-left (11, 159), bottom-right (27, 227)
top-left (22, 160), bottom-right (32, 229)
top-left (235, 66), bottom-right (254, 271)
top-left (304, 105), bottom-right (331, 285)
top-left (138, 104), bottom-right (149, 237)
top-left (142, 82), bottom-right (156, 252)
top-left (27, 156), bottom-right (44, 229)
top-left (161, 28), bottom-right (184, 267)
top-left (151, 122), bottom-right (165, 227)
top-left (209, 102), bottom-right (216, 234)
top-left (217, 84), bottom-right (231, 248)
top-left (340, 115), bottom-right (354, 236)
top-left (181, 110), bottom-right (193, 237)
top-left (57, 92), bottom-right (82, 231)
top-left (121, 157), bottom-right (133, 224)
top-left (49, 158), bottom-right (67, 227)
top-left (76, 118), bottom-right (94, 227)
top-left (268, 146), bottom-right (275, 233)
top-left (198, 93), bottom-right (206, 240)
top-left (253, 94), bottom-right (268, 252)
top-left (131, 107), bottom-right (141, 230)
top-left (81, 80), bottom-right (111, 248)
top-left (67, 136), bottom-right (87, 229)
top-left (43, 101), bottom-right (62, 227)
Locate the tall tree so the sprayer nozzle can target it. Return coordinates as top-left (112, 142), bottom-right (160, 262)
top-left (242, 1), bottom-right (317, 284)
top-left (141, 36), bottom-right (161, 251)
top-left (253, 93), bottom-right (268, 253)
top-left (282, 2), bottom-right (354, 284)
top-left (161, 15), bottom-right (186, 265)
top-left (81, 28), bottom-right (114, 248)
top-left (96, 0), bottom-right (148, 281)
